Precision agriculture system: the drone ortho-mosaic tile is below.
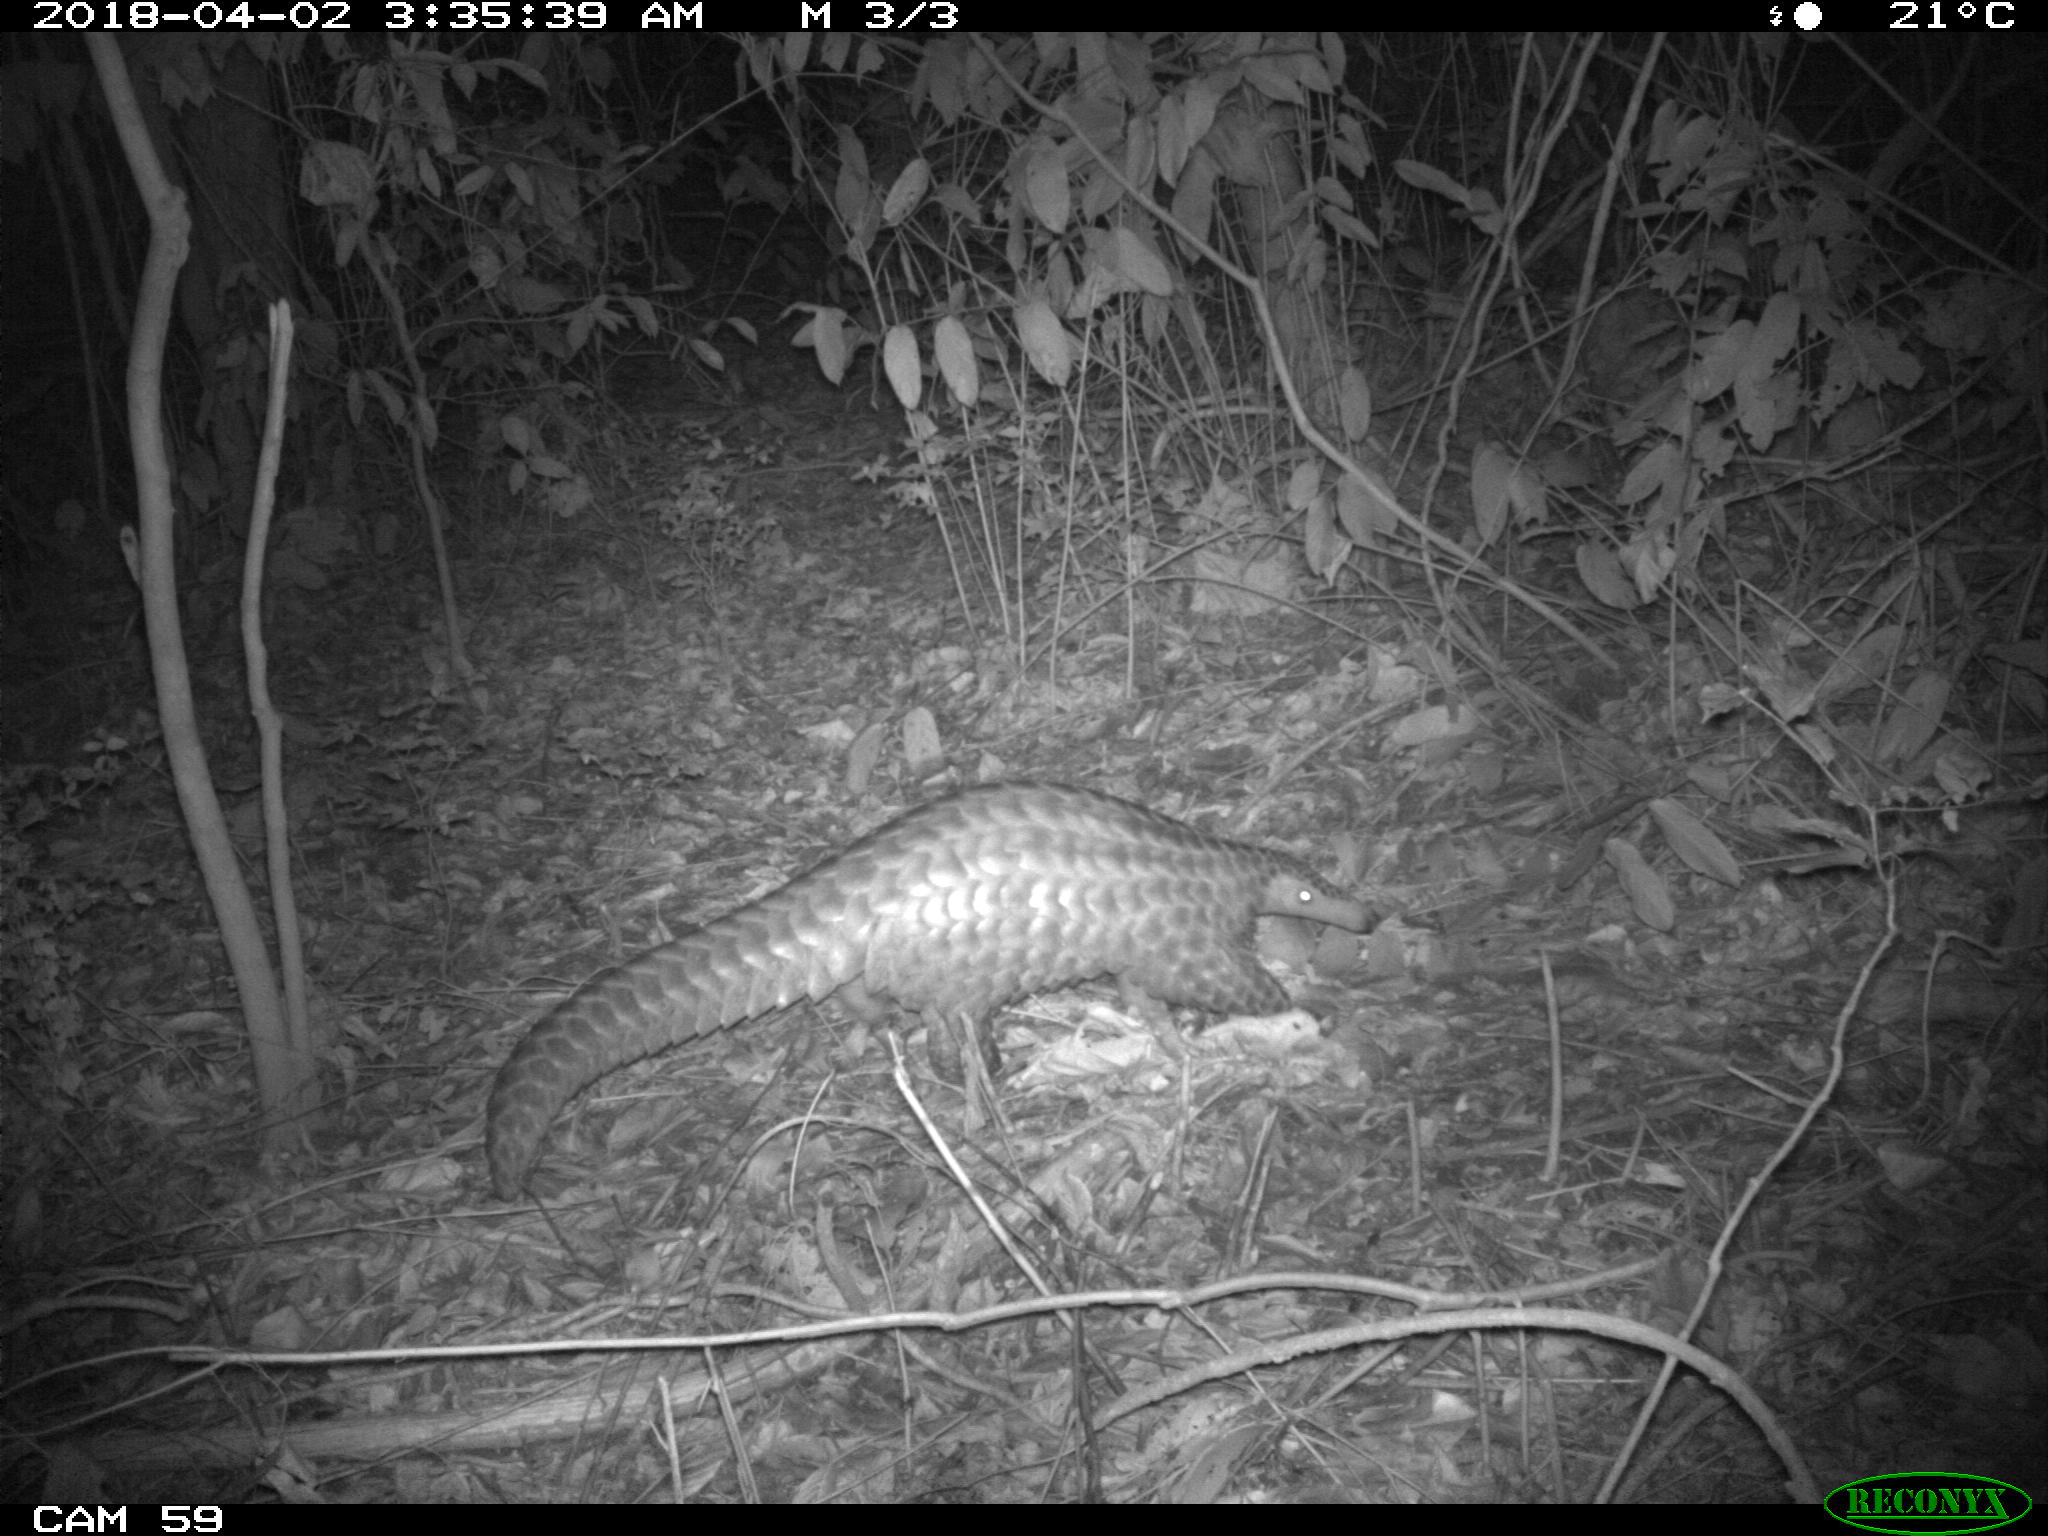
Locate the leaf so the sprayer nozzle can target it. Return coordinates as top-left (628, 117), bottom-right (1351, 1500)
top-left (1334, 467), bottom-right (1399, 542)
top-left (932, 316), bottom-right (978, 408)
top-left (499, 274), bottom-right (567, 315)
top-left (1112, 226), bottom-right (1174, 296)
top-left (1285, 458), bottom-right (1321, 512)
top-left (1181, 71), bottom-right (1226, 151)
top-left (1243, 54), bottom-right (1306, 105)
top-left (1303, 495), bottom-right (1346, 583)
top-left (882, 324), bottom-right (922, 411)
top-left (1388, 704), bottom-right (1481, 749)
top-left (1604, 838), bottom-right (1676, 931)
top-left (1575, 542), bottom-right (1639, 609)
top-left (1815, 625), bottom-right (1905, 705)
top-left (1749, 806), bottom-right (1869, 871)
top-left (1648, 798), bottom-right (1742, 887)
top-left (1743, 657), bottom-right (1818, 722)
top-left (1687, 319), bottom-right (1752, 402)
top-left (1468, 442), bottom-right (1512, 549)
top-left (1750, 290), bottom-right (1802, 372)
top-left (846, 722), bottom-right (886, 795)
top-left (882, 157), bottom-right (930, 225)
top-left (1156, 92), bottom-right (1191, 187)
top-left (298, 139), bottom-right (374, 208)
top-left (1508, 458), bottom-right (1549, 530)
top-left (1337, 366), bottom-right (1373, 442)
top-left (1318, 204), bottom-right (1384, 249)
top-left (1930, 749), bottom-right (1992, 803)
top-left (1331, 112), bottom-right (1371, 177)
top-left (1875, 668), bottom-right (1950, 763)
top-left (901, 707), bottom-right (943, 776)
top-left (1696, 683), bottom-right (1744, 722)
top-left (1618, 439), bottom-right (1682, 506)
top-left (809, 308), bottom-right (850, 385)
top-left (1169, 144), bottom-right (1216, 245)
top-left (1393, 157), bottom-right (1471, 204)
top-left (1022, 136), bottom-right (1069, 234)
top-left (1016, 298), bottom-right (1074, 386)
top-left (1620, 528), bottom-right (1679, 604)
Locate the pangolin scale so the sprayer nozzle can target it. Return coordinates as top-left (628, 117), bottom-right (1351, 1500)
top-left (486, 781), bottom-right (1369, 1199)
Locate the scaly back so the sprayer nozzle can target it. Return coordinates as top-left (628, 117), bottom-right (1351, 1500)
top-left (486, 783), bottom-right (1367, 1197)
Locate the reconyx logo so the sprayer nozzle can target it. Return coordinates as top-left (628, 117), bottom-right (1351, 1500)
top-left (1825, 1472), bottom-right (2031, 1533)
